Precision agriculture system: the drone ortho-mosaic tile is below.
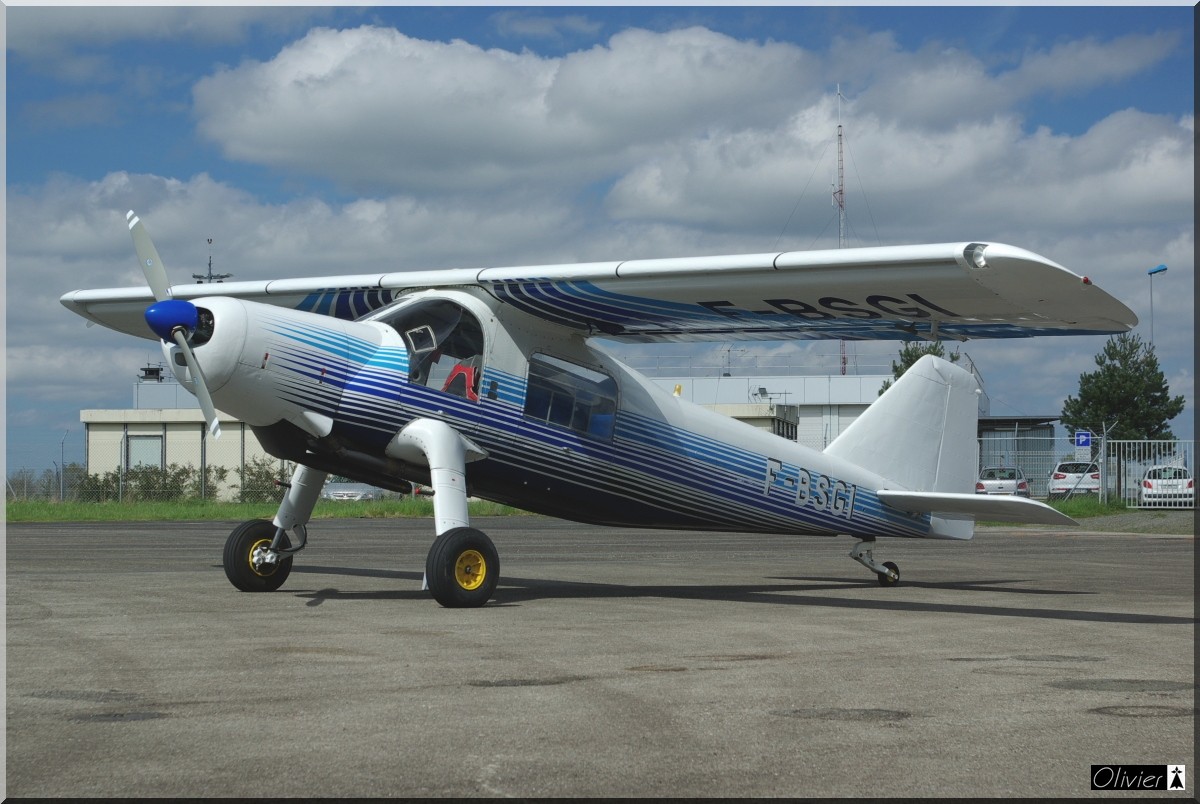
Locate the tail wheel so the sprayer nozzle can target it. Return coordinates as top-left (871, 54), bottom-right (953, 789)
top-left (877, 561), bottom-right (900, 587)
top-left (223, 519), bottom-right (293, 592)
top-left (426, 527), bottom-right (499, 608)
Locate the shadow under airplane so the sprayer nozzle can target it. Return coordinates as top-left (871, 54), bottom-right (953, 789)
top-left (286, 564), bottom-right (1195, 625)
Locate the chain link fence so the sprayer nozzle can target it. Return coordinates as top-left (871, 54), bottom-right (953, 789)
top-left (6, 456), bottom-right (295, 504)
top-left (978, 434), bottom-right (1194, 507)
top-left (7, 423), bottom-right (296, 504)
top-left (8, 430), bottom-right (1193, 508)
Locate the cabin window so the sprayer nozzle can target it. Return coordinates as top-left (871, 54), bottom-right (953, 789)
top-left (523, 354), bottom-right (617, 440)
top-left (380, 299), bottom-right (485, 402)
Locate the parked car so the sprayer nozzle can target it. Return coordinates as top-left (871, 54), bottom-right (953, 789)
top-left (975, 466), bottom-right (1030, 497)
top-left (321, 482), bottom-right (381, 501)
top-left (1138, 466), bottom-right (1194, 508)
top-left (1047, 461), bottom-right (1100, 499)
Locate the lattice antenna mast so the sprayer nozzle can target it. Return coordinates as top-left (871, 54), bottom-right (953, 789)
top-left (834, 84), bottom-right (847, 250)
top-left (834, 85), bottom-right (848, 374)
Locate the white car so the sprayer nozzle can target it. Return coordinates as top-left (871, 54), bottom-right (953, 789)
top-left (1139, 466), bottom-right (1194, 508)
top-left (975, 467), bottom-right (1030, 497)
top-left (1047, 462), bottom-right (1100, 499)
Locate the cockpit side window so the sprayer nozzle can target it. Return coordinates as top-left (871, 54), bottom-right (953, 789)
top-left (380, 299), bottom-right (485, 401)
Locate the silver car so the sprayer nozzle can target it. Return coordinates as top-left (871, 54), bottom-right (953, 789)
top-left (321, 482), bottom-right (379, 501)
top-left (975, 466), bottom-right (1030, 497)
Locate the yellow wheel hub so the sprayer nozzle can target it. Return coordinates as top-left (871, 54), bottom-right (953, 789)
top-left (248, 537), bottom-right (277, 577)
top-left (454, 549), bottom-right (487, 591)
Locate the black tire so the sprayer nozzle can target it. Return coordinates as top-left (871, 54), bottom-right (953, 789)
top-left (877, 560), bottom-right (900, 587)
top-left (223, 519), bottom-right (293, 592)
top-left (425, 527), bottom-right (499, 608)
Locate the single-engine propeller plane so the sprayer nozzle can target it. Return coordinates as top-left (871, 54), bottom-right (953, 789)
top-left (61, 211), bottom-right (1137, 606)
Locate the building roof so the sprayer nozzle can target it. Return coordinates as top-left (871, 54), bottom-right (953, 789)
top-left (979, 415), bottom-right (1059, 430)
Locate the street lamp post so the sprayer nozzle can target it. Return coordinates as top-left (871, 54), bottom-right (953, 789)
top-left (1147, 264), bottom-right (1168, 345)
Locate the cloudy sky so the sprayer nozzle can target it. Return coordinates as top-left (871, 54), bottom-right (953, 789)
top-left (5, 4), bottom-right (1195, 475)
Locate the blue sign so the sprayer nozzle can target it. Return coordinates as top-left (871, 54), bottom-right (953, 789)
top-left (1074, 431), bottom-right (1092, 448)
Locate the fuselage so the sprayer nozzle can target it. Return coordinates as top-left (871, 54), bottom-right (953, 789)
top-left (166, 287), bottom-right (934, 539)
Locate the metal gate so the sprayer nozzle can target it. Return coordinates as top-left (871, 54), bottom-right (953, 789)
top-left (1102, 440), bottom-right (1195, 509)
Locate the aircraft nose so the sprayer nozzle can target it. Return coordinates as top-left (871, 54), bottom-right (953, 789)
top-left (164, 296), bottom-right (247, 394)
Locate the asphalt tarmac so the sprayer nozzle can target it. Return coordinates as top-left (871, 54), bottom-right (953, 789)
top-left (6, 517), bottom-right (1195, 798)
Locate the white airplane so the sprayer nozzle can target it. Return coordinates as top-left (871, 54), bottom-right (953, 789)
top-left (62, 211), bottom-right (1137, 606)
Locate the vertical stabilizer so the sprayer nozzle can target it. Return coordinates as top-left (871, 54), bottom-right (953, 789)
top-left (825, 355), bottom-right (979, 494)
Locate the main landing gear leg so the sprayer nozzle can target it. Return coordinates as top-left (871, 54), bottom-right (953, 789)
top-left (387, 419), bottom-right (497, 608)
top-left (850, 539), bottom-right (900, 587)
top-left (223, 464), bottom-right (328, 592)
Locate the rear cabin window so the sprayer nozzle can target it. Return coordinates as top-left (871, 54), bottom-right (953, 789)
top-left (523, 354), bottom-right (617, 440)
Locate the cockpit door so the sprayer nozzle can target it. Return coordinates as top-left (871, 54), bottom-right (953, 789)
top-left (379, 297), bottom-right (487, 404)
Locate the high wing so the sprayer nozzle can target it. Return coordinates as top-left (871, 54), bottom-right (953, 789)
top-left (61, 241), bottom-right (1136, 341)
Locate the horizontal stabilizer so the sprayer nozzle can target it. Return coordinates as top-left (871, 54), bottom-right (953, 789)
top-left (877, 490), bottom-right (1078, 526)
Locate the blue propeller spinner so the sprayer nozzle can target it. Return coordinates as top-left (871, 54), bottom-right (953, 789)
top-left (144, 299), bottom-right (199, 342)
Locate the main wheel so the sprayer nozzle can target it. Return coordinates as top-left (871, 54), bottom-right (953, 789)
top-left (425, 527), bottom-right (499, 608)
top-left (877, 560), bottom-right (900, 587)
top-left (223, 519), bottom-right (293, 592)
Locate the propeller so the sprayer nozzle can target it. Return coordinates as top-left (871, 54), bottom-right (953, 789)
top-left (128, 210), bottom-right (222, 439)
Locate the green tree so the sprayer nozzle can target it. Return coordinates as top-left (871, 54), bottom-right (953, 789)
top-left (238, 456), bottom-right (289, 503)
top-left (1060, 333), bottom-right (1184, 440)
top-left (124, 463), bottom-right (193, 501)
top-left (77, 469), bottom-right (122, 502)
top-left (6, 468), bottom-right (40, 501)
top-left (187, 464), bottom-right (230, 501)
top-left (879, 341), bottom-right (960, 395)
top-left (62, 462), bottom-right (89, 502)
